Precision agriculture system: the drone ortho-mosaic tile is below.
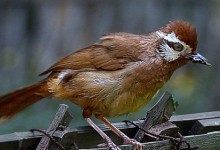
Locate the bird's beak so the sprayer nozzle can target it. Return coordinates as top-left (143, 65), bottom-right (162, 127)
top-left (186, 53), bottom-right (211, 66)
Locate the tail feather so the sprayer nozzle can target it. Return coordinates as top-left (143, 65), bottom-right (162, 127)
top-left (0, 80), bottom-right (49, 122)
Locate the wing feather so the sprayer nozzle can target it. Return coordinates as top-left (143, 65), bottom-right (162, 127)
top-left (40, 33), bottom-right (142, 75)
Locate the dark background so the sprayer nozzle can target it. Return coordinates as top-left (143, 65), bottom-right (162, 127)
top-left (0, 0), bottom-right (219, 134)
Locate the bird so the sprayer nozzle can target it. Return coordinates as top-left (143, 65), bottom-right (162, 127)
top-left (0, 20), bottom-right (210, 150)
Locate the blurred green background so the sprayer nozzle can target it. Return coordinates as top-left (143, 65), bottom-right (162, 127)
top-left (0, 0), bottom-right (219, 134)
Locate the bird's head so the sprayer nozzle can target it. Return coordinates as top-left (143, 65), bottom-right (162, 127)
top-left (156, 21), bottom-right (210, 65)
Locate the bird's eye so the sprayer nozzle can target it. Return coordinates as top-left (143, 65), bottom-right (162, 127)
top-left (173, 43), bottom-right (184, 51)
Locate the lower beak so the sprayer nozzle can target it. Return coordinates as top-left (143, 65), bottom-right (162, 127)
top-left (186, 53), bottom-right (211, 66)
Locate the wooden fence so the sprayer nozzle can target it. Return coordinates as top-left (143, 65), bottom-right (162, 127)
top-left (0, 92), bottom-right (220, 150)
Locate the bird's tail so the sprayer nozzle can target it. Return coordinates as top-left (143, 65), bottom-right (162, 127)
top-left (0, 80), bottom-right (50, 123)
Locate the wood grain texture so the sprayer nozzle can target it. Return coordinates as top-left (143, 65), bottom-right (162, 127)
top-left (36, 104), bottom-right (72, 150)
top-left (1, 111), bottom-right (220, 149)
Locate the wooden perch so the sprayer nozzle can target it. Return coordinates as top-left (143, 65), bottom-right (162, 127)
top-left (144, 121), bottom-right (179, 141)
top-left (34, 104), bottom-right (73, 150)
top-left (134, 91), bottom-right (178, 142)
top-left (190, 118), bottom-right (220, 135)
top-left (1, 94), bottom-right (220, 149)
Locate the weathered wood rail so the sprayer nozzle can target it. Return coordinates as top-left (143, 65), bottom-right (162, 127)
top-left (0, 93), bottom-right (220, 150)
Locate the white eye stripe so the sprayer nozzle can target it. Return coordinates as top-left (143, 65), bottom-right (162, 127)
top-left (156, 31), bottom-right (193, 62)
top-left (156, 31), bottom-right (192, 51)
top-left (156, 41), bottom-right (180, 62)
top-left (156, 31), bottom-right (188, 47)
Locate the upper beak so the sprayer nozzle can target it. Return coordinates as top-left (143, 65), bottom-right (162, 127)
top-left (186, 53), bottom-right (211, 66)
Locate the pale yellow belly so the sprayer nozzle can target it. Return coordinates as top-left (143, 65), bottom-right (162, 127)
top-left (48, 70), bottom-right (166, 118)
top-left (90, 86), bottom-right (160, 117)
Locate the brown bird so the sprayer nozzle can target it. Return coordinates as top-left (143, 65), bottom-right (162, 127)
top-left (0, 21), bottom-right (210, 149)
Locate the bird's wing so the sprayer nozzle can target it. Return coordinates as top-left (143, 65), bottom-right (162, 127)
top-left (39, 33), bottom-right (142, 75)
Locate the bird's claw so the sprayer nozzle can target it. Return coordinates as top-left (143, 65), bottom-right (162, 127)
top-left (103, 137), bottom-right (121, 150)
top-left (97, 142), bottom-right (121, 150)
top-left (124, 138), bottom-right (143, 150)
top-left (108, 142), bottom-right (121, 150)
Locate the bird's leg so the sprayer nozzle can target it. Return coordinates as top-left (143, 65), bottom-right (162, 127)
top-left (98, 117), bottom-right (142, 150)
top-left (85, 118), bottom-right (120, 150)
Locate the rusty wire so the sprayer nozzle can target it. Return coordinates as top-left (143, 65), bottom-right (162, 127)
top-left (30, 128), bottom-right (65, 150)
top-left (123, 120), bottom-right (199, 150)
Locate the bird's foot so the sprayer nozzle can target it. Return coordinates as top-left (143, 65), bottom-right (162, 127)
top-left (97, 142), bottom-right (121, 150)
top-left (97, 138), bottom-right (121, 150)
top-left (107, 141), bottom-right (121, 150)
top-left (97, 143), bottom-right (121, 150)
top-left (123, 138), bottom-right (142, 150)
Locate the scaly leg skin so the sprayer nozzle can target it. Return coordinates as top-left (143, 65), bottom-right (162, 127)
top-left (85, 118), bottom-right (121, 150)
top-left (98, 117), bottom-right (143, 150)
